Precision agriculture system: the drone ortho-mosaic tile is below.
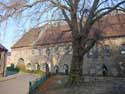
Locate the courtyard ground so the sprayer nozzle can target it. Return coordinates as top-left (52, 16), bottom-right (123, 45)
top-left (0, 73), bottom-right (40, 94)
top-left (34, 75), bottom-right (125, 94)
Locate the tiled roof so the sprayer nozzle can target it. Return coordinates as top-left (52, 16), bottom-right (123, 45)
top-left (35, 25), bottom-right (72, 46)
top-left (95, 13), bottom-right (125, 38)
top-left (12, 13), bottom-right (125, 48)
top-left (11, 27), bottom-right (41, 49)
top-left (35, 14), bottom-right (125, 46)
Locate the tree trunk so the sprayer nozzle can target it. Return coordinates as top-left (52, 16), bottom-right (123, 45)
top-left (66, 37), bottom-right (84, 86)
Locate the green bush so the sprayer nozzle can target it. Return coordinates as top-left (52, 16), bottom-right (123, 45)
top-left (7, 64), bottom-right (19, 72)
top-left (10, 64), bottom-right (14, 69)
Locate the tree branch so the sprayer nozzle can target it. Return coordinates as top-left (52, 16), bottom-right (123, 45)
top-left (61, 9), bottom-right (71, 27)
top-left (97, 0), bottom-right (108, 9)
top-left (84, 0), bottom-right (100, 32)
top-left (82, 39), bottom-right (96, 55)
top-left (90, 0), bottom-right (100, 14)
top-left (93, 1), bottom-right (125, 24)
top-left (50, 0), bottom-right (71, 11)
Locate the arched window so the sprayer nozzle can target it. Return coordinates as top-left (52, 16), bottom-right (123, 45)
top-left (120, 44), bottom-right (125, 54)
top-left (46, 48), bottom-right (50, 56)
top-left (27, 63), bottom-right (31, 67)
top-left (103, 45), bottom-right (112, 57)
top-left (18, 58), bottom-right (24, 64)
top-left (35, 63), bottom-right (40, 70)
top-left (16, 58), bottom-right (25, 70)
top-left (63, 64), bottom-right (69, 75)
top-left (87, 47), bottom-right (98, 59)
top-left (27, 63), bottom-right (32, 70)
top-left (54, 65), bottom-right (59, 74)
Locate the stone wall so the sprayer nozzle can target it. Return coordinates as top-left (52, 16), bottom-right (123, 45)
top-left (0, 51), bottom-right (7, 76)
top-left (34, 43), bottom-right (72, 72)
top-left (11, 47), bottom-right (33, 65)
top-left (11, 37), bottom-right (125, 76)
top-left (82, 37), bottom-right (125, 76)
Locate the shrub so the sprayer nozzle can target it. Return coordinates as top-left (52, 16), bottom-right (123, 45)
top-left (6, 63), bottom-right (19, 72)
top-left (10, 63), bottom-right (14, 69)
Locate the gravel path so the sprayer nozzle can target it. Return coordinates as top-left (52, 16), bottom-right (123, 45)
top-left (0, 73), bottom-right (39, 94)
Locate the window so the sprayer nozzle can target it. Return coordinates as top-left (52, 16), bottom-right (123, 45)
top-left (18, 58), bottom-right (24, 64)
top-left (54, 65), bottom-right (59, 74)
top-left (87, 48), bottom-right (98, 59)
top-left (103, 45), bottom-right (111, 57)
top-left (27, 63), bottom-right (32, 70)
top-left (35, 63), bottom-right (40, 70)
top-left (120, 44), bottom-right (125, 55)
top-left (63, 64), bottom-right (69, 74)
top-left (46, 48), bottom-right (50, 56)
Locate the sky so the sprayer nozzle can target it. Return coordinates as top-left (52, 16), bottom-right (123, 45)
top-left (0, 16), bottom-right (35, 51)
top-left (0, 19), bottom-right (21, 51)
top-left (0, 0), bottom-right (42, 51)
top-left (0, 0), bottom-right (125, 51)
top-left (0, 0), bottom-right (60, 51)
top-left (0, 9), bottom-right (51, 51)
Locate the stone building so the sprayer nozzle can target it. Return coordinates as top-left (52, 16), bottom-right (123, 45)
top-left (11, 13), bottom-right (125, 76)
top-left (0, 44), bottom-right (7, 76)
top-left (11, 27), bottom-right (42, 70)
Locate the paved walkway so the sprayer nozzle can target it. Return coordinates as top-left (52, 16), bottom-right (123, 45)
top-left (0, 73), bottom-right (39, 94)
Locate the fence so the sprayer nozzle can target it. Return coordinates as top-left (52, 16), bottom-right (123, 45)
top-left (29, 74), bottom-right (48, 94)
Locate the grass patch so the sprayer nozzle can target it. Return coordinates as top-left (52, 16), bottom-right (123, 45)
top-left (20, 69), bottom-right (45, 76)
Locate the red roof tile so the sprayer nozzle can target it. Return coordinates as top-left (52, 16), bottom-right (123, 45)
top-left (35, 25), bottom-right (72, 46)
top-left (11, 27), bottom-right (41, 49)
top-left (12, 13), bottom-right (125, 48)
top-left (36, 14), bottom-right (125, 46)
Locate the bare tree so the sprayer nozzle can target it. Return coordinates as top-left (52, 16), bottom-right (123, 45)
top-left (0, 0), bottom-right (125, 86)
